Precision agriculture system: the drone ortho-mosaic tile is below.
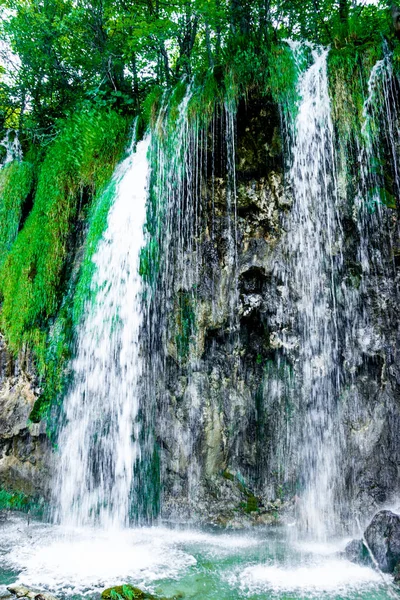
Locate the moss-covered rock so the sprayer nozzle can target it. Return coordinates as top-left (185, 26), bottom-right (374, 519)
top-left (101, 586), bottom-right (156, 600)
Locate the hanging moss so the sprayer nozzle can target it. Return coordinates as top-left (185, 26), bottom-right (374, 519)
top-left (175, 292), bottom-right (196, 362)
top-left (328, 41), bottom-right (383, 141)
top-left (0, 108), bottom-right (128, 357)
top-left (30, 165), bottom-right (125, 424)
top-left (0, 160), bottom-right (34, 269)
top-left (225, 41), bottom-right (298, 116)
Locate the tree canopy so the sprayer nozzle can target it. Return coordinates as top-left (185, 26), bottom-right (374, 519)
top-left (0, 0), bottom-right (395, 140)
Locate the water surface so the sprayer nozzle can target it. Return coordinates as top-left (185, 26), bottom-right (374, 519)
top-left (0, 515), bottom-right (395, 600)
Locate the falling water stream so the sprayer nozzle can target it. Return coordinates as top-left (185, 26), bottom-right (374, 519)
top-left (53, 136), bottom-right (151, 529)
top-left (283, 43), bottom-right (343, 538)
top-left (0, 45), bottom-right (398, 600)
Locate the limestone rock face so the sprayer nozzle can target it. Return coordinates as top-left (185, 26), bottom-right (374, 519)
top-left (156, 92), bottom-right (400, 526)
top-left (0, 335), bottom-right (50, 499)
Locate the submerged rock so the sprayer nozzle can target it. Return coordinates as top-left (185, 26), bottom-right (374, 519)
top-left (363, 510), bottom-right (400, 573)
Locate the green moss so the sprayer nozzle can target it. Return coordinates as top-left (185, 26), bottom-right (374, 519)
top-left (0, 488), bottom-right (30, 511)
top-left (175, 292), bottom-right (196, 361)
top-left (188, 71), bottom-right (224, 123)
top-left (0, 108), bottom-right (128, 357)
top-left (0, 109), bottom-right (129, 425)
top-left (225, 41), bottom-right (298, 116)
top-left (0, 487), bottom-right (45, 515)
top-left (222, 469), bottom-right (235, 482)
top-left (329, 42), bottom-right (383, 142)
top-left (244, 494), bottom-right (260, 514)
top-left (101, 586), bottom-right (156, 600)
top-left (30, 166), bottom-right (124, 424)
top-left (142, 86), bottom-right (164, 130)
top-left (0, 160), bottom-right (34, 268)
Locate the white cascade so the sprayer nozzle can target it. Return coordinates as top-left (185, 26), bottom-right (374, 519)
top-left (53, 136), bottom-right (150, 529)
top-left (284, 44), bottom-right (343, 538)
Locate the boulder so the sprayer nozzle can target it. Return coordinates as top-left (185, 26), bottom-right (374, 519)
top-left (7, 586), bottom-right (58, 600)
top-left (344, 538), bottom-right (371, 565)
top-left (364, 510), bottom-right (400, 573)
top-left (101, 586), bottom-right (156, 600)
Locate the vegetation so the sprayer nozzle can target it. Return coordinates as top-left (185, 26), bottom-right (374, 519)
top-left (0, 109), bottom-right (127, 353)
top-left (0, 160), bottom-right (34, 269)
top-left (0, 1), bottom-right (397, 138)
top-left (0, 487), bottom-right (44, 515)
top-left (101, 585), bottom-right (158, 600)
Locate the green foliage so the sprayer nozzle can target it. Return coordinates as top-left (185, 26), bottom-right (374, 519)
top-left (0, 488), bottom-right (28, 511)
top-left (188, 71), bottom-right (224, 123)
top-left (0, 160), bottom-right (34, 269)
top-left (31, 176), bottom-right (121, 424)
top-left (226, 41), bottom-right (297, 107)
top-left (1, 0), bottom-right (393, 143)
top-left (142, 87), bottom-right (164, 130)
top-left (0, 108), bottom-right (128, 356)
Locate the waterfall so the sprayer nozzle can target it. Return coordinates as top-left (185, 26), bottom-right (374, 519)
top-left (53, 136), bottom-right (150, 529)
top-left (144, 86), bottom-right (242, 517)
top-left (283, 44), bottom-right (343, 537)
top-left (341, 48), bottom-right (400, 515)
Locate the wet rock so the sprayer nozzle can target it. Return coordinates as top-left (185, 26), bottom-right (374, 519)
top-left (7, 586), bottom-right (59, 600)
top-left (394, 562), bottom-right (400, 584)
top-left (344, 538), bottom-right (371, 565)
top-left (363, 510), bottom-right (400, 572)
top-left (0, 334), bottom-right (51, 500)
top-left (7, 586), bottom-right (32, 598)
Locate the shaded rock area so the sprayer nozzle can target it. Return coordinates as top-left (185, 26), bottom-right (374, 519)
top-left (345, 510), bottom-right (400, 574)
top-left (364, 510), bottom-right (400, 572)
top-left (157, 94), bottom-right (296, 523)
top-left (0, 335), bottom-right (50, 500)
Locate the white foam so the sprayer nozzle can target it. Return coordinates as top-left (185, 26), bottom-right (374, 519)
top-left (3, 522), bottom-right (262, 596)
top-left (239, 558), bottom-right (384, 595)
top-left (294, 538), bottom-right (351, 556)
top-left (6, 526), bottom-right (196, 595)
